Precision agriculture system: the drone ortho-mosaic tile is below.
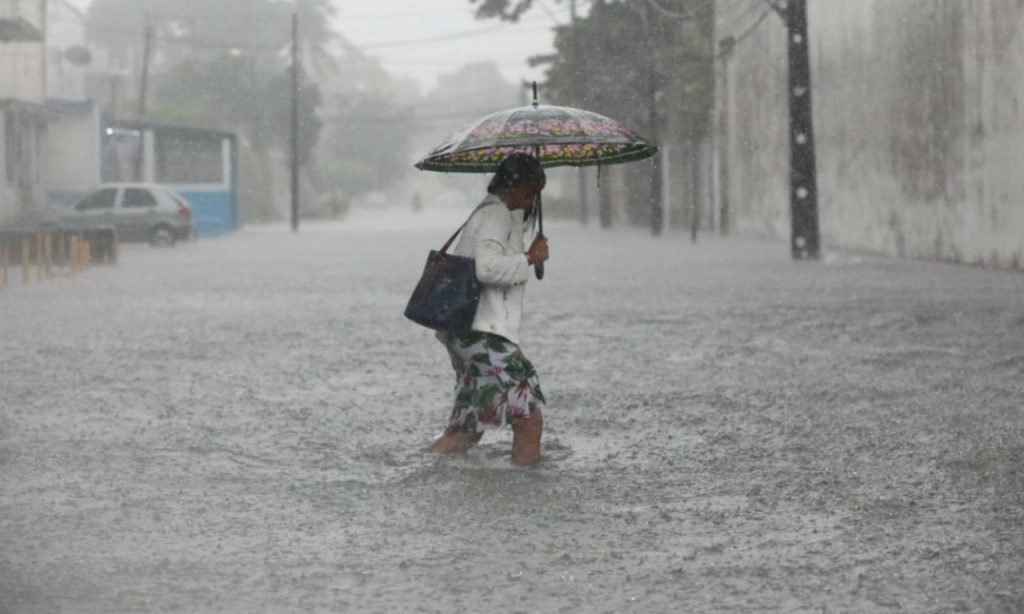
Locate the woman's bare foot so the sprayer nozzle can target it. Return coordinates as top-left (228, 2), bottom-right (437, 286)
top-left (511, 409), bottom-right (543, 466)
top-left (426, 431), bottom-right (483, 454)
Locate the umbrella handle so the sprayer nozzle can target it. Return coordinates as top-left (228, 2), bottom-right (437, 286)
top-left (533, 190), bottom-right (544, 280)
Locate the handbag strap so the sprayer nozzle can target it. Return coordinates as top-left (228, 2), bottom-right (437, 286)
top-left (438, 200), bottom-right (499, 255)
top-left (417, 200), bottom-right (497, 307)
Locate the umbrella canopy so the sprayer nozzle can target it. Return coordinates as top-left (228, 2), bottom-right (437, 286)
top-left (414, 103), bottom-right (657, 173)
top-left (414, 86), bottom-right (657, 281)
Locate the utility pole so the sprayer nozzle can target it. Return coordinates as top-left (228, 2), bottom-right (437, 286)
top-left (785, 0), bottom-right (820, 259)
top-left (110, 74), bottom-right (120, 119)
top-left (570, 0), bottom-right (589, 226)
top-left (290, 13), bottom-right (300, 233)
top-left (716, 36), bottom-right (734, 236)
top-left (138, 17), bottom-right (154, 117)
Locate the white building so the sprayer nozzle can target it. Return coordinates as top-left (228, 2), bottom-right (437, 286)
top-left (1, 0), bottom-right (48, 224)
top-left (47, 0), bottom-right (88, 100)
top-left (44, 0), bottom-right (103, 203)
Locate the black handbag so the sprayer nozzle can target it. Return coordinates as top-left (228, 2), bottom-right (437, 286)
top-left (404, 203), bottom-right (493, 333)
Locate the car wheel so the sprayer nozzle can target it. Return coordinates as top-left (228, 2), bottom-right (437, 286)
top-left (150, 225), bottom-right (177, 247)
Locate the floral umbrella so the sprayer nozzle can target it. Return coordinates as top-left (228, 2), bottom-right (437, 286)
top-left (414, 85), bottom-right (656, 280)
top-left (414, 98), bottom-right (656, 173)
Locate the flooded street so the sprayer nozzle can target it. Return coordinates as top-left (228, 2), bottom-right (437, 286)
top-left (2, 212), bottom-right (1023, 612)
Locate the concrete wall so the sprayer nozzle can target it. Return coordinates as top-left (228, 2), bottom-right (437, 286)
top-left (715, 3), bottom-right (789, 240)
top-left (47, 0), bottom-right (88, 100)
top-left (0, 0), bottom-right (47, 224)
top-left (715, 0), bottom-right (1024, 267)
top-left (0, 0), bottom-right (44, 28)
top-left (0, 39), bottom-right (46, 102)
top-left (0, 118), bottom-right (14, 222)
top-left (46, 102), bottom-right (100, 198)
top-left (1, 0), bottom-right (45, 101)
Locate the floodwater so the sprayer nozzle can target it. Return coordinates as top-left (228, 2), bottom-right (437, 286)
top-left (2, 209), bottom-right (1022, 612)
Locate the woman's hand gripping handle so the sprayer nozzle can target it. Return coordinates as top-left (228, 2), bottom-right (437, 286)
top-left (526, 234), bottom-right (549, 279)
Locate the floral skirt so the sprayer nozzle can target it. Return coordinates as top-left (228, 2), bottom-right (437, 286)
top-left (438, 330), bottom-right (546, 435)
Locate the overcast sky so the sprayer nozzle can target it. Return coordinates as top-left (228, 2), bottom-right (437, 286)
top-left (334, 0), bottom-right (561, 93)
top-left (70, 0), bottom-right (562, 93)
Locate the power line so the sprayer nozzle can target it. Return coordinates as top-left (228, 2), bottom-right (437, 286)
top-left (534, 0), bottom-right (567, 25)
top-left (717, 0), bottom-right (766, 37)
top-left (62, 6), bottom-right (564, 55)
top-left (318, 106), bottom-right (504, 125)
top-left (717, 7), bottom-right (773, 57)
top-left (358, 19), bottom-right (555, 50)
top-left (337, 8), bottom-right (478, 21)
top-left (717, 0), bottom-right (759, 22)
top-left (644, 0), bottom-right (695, 20)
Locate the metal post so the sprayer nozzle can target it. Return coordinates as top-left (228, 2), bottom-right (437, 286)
top-left (786, 0), bottom-right (820, 259)
top-left (110, 75), bottom-right (119, 118)
top-left (598, 167), bottom-right (612, 228)
top-left (690, 142), bottom-right (700, 243)
top-left (36, 233), bottom-right (44, 280)
top-left (533, 136), bottom-right (545, 280)
top-left (569, 0), bottom-right (589, 226)
top-left (21, 239), bottom-right (30, 283)
top-left (138, 18), bottom-right (153, 117)
top-left (290, 13), bottom-right (300, 233)
top-left (717, 37), bottom-right (733, 235)
top-left (645, 2), bottom-right (663, 237)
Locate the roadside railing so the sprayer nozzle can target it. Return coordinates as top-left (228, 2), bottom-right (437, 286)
top-left (0, 226), bottom-right (118, 290)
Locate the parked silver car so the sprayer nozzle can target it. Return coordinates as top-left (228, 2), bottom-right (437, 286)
top-left (63, 183), bottom-right (195, 246)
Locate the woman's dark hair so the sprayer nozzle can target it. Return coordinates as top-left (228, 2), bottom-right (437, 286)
top-left (487, 153), bottom-right (546, 195)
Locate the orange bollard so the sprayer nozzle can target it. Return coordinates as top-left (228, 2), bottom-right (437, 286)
top-left (68, 235), bottom-right (78, 273)
top-left (35, 233), bottom-right (44, 280)
top-left (43, 232), bottom-right (53, 277)
top-left (21, 239), bottom-right (30, 284)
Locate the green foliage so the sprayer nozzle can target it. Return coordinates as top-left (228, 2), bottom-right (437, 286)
top-left (87, 0), bottom-right (290, 64)
top-left (309, 91), bottom-right (415, 196)
top-left (87, 0), bottom-right (336, 66)
top-left (471, 0), bottom-right (716, 140)
top-left (90, 0), bottom-right (329, 163)
top-left (263, 70), bottom-right (324, 167)
top-left (469, 0), bottom-right (542, 21)
top-left (151, 55), bottom-right (322, 166)
top-left (88, 0), bottom-right (417, 204)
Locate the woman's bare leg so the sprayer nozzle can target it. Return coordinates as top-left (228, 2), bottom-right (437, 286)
top-left (426, 431), bottom-right (483, 454)
top-left (511, 409), bottom-right (543, 466)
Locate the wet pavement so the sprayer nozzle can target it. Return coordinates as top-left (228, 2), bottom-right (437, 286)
top-left (2, 210), bottom-right (1023, 612)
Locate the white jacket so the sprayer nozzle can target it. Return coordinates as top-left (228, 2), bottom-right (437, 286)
top-left (447, 194), bottom-right (531, 345)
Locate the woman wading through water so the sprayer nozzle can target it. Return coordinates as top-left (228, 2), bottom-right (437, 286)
top-left (426, 153), bottom-right (550, 466)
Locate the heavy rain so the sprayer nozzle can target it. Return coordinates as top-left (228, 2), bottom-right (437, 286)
top-left (1, 0), bottom-right (1023, 612)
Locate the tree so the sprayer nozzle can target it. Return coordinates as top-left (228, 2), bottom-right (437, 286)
top-left (87, 0), bottom-right (287, 68)
top-left (87, 0), bottom-right (343, 85)
top-left (311, 92), bottom-right (414, 198)
top-left (151, 53), bottom-right (322, 165)
top-left (470, 0), bottom-right (716, 230)
top-left (469, 0), bottom-right (546, 21)
top-left (293, 0), bottom-right (342, 78)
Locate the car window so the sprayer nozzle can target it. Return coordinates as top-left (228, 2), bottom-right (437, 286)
top-left (123, 188), bottom-right (158, 208)
top-left (75, 188), bottom-right (117, 211)
top-left (163, 188), bottom-right (190, 208)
